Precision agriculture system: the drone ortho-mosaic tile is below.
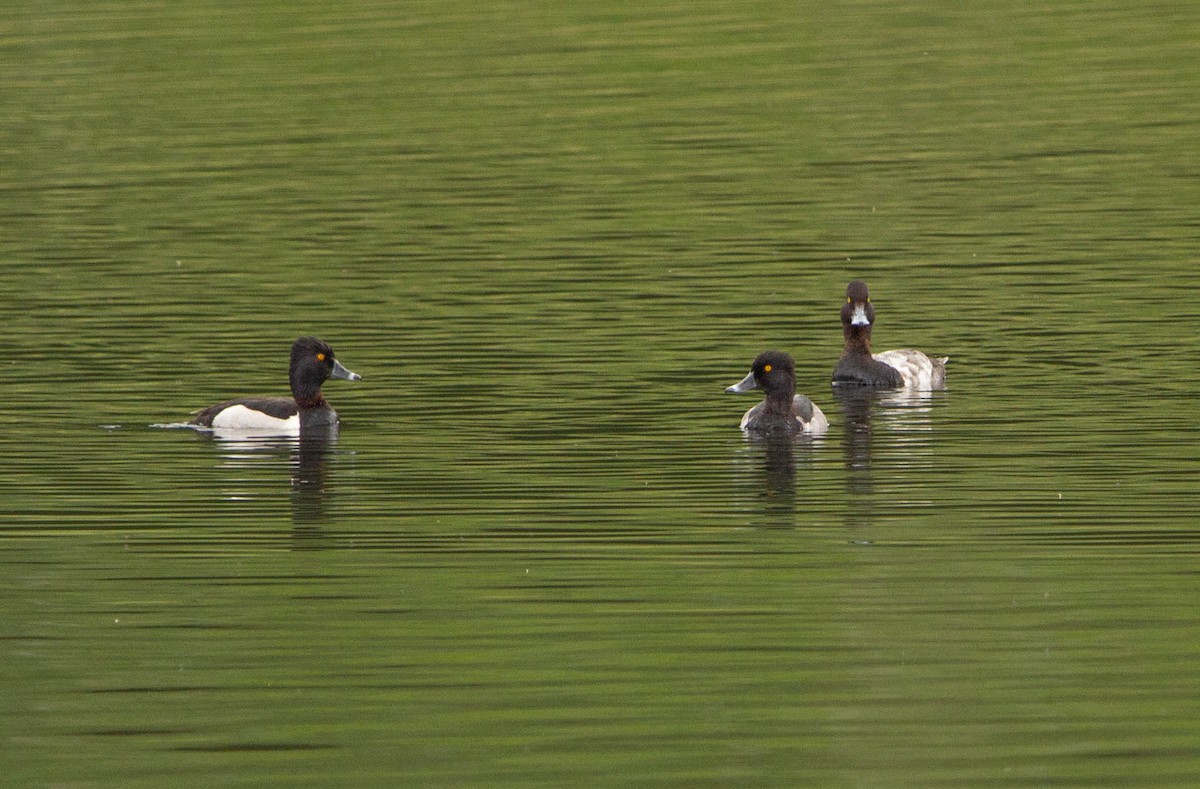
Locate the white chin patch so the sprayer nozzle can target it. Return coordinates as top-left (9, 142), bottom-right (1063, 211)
top-left (851, 305), bottom-right (870, 326)
top-left (210, 405), bottom-right (300, 433)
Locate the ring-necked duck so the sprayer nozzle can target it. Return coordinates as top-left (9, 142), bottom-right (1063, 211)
top-left (190, 336), bottom-right (361, 433)
top-left (832, 280), bottom-right (947, 389)
top-left (726, 350), bottom-right (829, 436)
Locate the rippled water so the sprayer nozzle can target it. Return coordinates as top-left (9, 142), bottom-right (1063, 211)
top-left (4, 1), bottom-right (1200, 785)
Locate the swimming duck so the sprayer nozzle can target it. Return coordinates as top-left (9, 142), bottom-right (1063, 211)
top-left (832, 280), bottom-right (947, 388)
top-left (726, 350), bottom-right (829, 436)
top-left (190, 336), bottom-right (361, 433)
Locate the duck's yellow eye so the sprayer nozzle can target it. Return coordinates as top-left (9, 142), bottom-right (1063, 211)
top-left (846, 297), bottom-right (852, 304)
top-left (316, 353), bottom-right (326, 361)
top-left (763, 364), bottom-right (773, 373)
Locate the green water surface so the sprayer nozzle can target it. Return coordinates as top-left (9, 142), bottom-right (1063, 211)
top-left (3, 1), bottom-right (1200, 785)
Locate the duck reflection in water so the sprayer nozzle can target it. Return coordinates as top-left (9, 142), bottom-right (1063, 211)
top-left (832, 375), bottom-right (945, 530)
top-left (833, 386), bottom-right (879, 500)
top-left (726, 351), bottom-right (828, 521)
top-left (197, 425), bottom-right (342, 540)
top-left (760, 435), bottom-right (799, 516)
top-left (727, 435), bottom-right (804, 524)
top-left (290, 428), bottom-right (340, 535)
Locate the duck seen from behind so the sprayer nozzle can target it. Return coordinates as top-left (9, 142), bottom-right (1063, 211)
top-left (190, 336), bottom-right (361, 433)
top-left (726, 350), bottom-right (829, 436)
top-left (832, 280), bottom-right (947, 389)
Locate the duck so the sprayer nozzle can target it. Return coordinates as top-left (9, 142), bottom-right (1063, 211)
top-left (190, 336), bottom-right (361, 433)
top-left (726, 350), bottom-right (829, 436)
top-left (832, 280), bottom-right (947, 389)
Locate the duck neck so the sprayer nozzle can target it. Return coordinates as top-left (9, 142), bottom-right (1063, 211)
top-left (764, 382), bottom-right (796, 416)
top-left (843, 321), bottom-right (873, 357)
top-left (291, 373), bottom-right (326, 410)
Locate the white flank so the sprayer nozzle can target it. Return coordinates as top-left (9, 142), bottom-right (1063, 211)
top-left (803, 401), bottom-right (830, 435)
top-left (210, 404), bottom-right (300, 433)
top-left (874, 349), bottom-right (938, 389)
